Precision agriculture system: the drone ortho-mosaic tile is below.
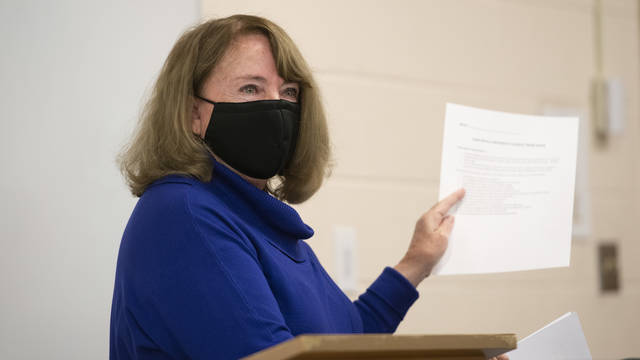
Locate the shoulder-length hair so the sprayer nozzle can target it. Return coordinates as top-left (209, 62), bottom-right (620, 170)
top-left (118, 14), bottom-right (331, 204)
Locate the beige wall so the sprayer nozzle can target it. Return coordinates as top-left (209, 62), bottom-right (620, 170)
top-left (203, 1), bottom-right (639, 358)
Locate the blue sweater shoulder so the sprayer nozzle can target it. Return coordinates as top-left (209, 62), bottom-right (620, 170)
top-left (111, 176), bottom-right (292, 359)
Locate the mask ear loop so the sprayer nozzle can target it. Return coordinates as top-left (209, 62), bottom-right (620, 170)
top-left (194, 94), bottom-right (218, 138)
top-left (195, 94), bottom-right (217, 105)
top-left (193, 95), bottom-right (217, 155)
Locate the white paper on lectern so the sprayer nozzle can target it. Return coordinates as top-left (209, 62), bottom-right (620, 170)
top-left (508, 312), bottom-right (592, 360)
top-left (435, 103), bottom-right (578, 275)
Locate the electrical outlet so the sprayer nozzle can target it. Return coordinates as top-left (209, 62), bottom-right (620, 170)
top-left (333, 226), bottom-right (357, 293)
top-left (598, 242), bottom-right (620, 293)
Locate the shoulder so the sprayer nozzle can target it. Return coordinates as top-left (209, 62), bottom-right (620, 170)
top-left (132, 174), bottom-right (254, 256)
top-left (138, 174), bottom-right (228, 216)
top-left (119, 174), bottom-right (253, 277)
top-left (126, 174), bottom-right (232, 243)
top-left (142, 174), bottom-right (197, 202)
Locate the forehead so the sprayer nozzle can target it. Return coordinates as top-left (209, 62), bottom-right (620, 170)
top-left (212, 33), bottom-right (280, 82)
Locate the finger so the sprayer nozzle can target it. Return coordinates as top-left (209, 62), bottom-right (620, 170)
top-left (436, 215), bottom-right (455, 237)
top-left (432, 188), bottom-right (465, 217)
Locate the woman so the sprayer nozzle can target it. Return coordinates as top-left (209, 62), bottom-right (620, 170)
top-left (110, 14), bottom-right (494, 360)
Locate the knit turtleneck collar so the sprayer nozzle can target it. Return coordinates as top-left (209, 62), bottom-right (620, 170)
top-left (209, 158), bottom-right (315, 244)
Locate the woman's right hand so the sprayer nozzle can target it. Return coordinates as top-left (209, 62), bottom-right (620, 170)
top-left (394, 188), bottom-right (465, 287)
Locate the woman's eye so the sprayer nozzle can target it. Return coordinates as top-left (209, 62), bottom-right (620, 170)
top-left (240, 85), bottom-right (258, 94)
top-left (283, 87), bottom-right (298, 98)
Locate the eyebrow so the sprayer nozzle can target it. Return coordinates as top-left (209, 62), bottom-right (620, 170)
top-left (235, 75), bottom-right (267, 83)
top-left (234, 75), bottom-right (298, 86)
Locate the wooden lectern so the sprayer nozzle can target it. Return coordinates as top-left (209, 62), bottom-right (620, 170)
top-left (242, 334), bottom-right (517, 360)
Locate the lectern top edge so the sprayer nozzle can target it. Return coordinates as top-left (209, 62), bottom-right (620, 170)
top-left (242, 333), bottom-right (517, 360)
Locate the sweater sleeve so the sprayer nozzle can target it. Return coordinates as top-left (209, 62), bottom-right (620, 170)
top-left (353, 267), bottom-right (420, 333)
top-left (119, 186), bottom-right (294, 360)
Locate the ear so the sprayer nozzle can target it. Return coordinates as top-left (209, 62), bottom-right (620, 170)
top-left (191, 97), bottom-right (204, 137)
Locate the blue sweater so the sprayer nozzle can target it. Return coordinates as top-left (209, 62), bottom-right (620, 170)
top-left (110, 160), bottom-right (419, 359)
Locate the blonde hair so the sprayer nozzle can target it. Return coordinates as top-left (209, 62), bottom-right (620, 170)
top-left (118, 15), bottom-right (331, 204)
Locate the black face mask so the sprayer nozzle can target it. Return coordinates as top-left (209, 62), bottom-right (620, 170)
top-left (196, 95), bottom-right (301, 179)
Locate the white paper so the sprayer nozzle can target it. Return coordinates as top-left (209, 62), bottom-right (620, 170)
top-left (508, 312), bottom-right (592, 360)
top-left (435, 103), bottom-right (578, 275)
